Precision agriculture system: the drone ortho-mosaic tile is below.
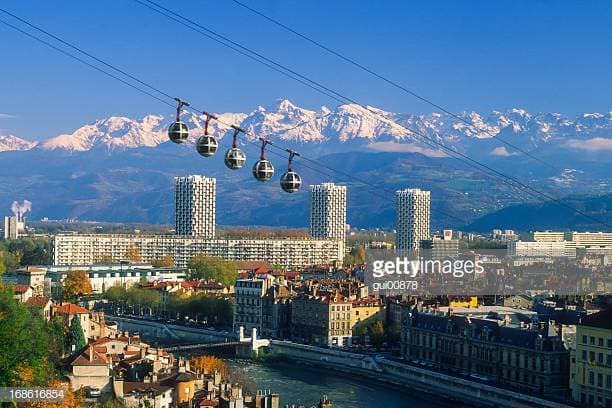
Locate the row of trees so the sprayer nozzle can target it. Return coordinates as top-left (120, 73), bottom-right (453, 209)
top-left (105, 285), bottom-right (233, 326)
top-left (353, 318), bottom-right (401, 348)
top-left (0, 237), bottom-right (53, 274)
top-left (188, 254), bottom-right (238, 286)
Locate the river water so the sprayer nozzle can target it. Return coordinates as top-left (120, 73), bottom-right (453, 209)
top-left (229, 360), bottom-right (462, 408)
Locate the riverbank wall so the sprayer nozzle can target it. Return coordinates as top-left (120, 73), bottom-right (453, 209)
top-left (266, 341), bottom-right (574, 408)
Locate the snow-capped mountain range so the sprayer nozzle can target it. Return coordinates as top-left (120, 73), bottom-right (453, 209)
top-left (1, 99), bottom-right (611, 156)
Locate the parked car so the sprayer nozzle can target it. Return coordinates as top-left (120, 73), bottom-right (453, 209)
top-left (87, 387), bottom-right (101, 398)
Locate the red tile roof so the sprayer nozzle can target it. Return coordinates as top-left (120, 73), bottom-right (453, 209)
top-left (12, 284), bottom-right (32, 294)
top-left (25, 296), bottom-right (51, 308)
top-left (70, 346), bottom-right (108, 366)
top-left (54, 303), bottom-right (90, 315)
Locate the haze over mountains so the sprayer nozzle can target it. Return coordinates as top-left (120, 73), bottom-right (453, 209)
top-left (0, 99), bottom-right (610, 231)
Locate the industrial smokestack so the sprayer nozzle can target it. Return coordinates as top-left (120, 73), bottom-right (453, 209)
top-left (11, 200), bottom-right (32, 221)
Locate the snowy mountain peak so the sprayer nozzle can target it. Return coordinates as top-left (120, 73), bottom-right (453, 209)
top-left (1, 102), bottom-right (609, 157)
top-left (0, 135), bottom-right (38, 152)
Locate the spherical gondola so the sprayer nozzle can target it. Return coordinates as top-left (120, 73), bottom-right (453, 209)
top-left (224, 126), bottom-right (246, 169)
top-left (280, 149), bottom-right (301, 193)
top-left (196, 112), bottom-right (218, 157)
top-left (196, 135), bottom-right (218, 157)
top-left (168, 98), bottom-right (190, 144)
top-left (280, 171), bottom-right (301, 193)
top-left (253, 138), bottom-right (274, 181)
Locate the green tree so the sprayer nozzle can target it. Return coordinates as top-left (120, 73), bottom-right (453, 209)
top-left (188, 255), bottom-right (237, 286)
top-left (368, 319), bottom-right (385, 348)
top-left (0, 285), bottom-right (55, 386)
top-left (67, 315), bottom-right (87, 353)
top-left (386, 321), bottom-right (401, 347)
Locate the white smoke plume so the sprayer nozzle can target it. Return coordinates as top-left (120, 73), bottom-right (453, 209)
top-left (11, 200), bottom-right (32, 219)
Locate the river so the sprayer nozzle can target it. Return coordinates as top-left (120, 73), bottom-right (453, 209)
top-left (228, 360), bottom-right (464, 408)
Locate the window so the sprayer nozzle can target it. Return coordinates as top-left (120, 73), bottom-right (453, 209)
top-left (591, 336), bottom-right (596, 345)
top-left (600, 338), bottom-right (605, 347)
top-left (583, 350), bottom-right (588, 361)
top-left (608, 339), bottom-right (612, 349)
top-left (583, 335), bottom-right (588, 344)
top-left (589, 371), bottom-right (595, 385)
top-left (598, 373), bottom-right (603, 387)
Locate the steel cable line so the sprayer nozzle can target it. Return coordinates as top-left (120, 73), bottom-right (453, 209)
top-left (228, 0), bottom-right (558, 171)
top-left (133, 0), bottom-right (611, 229)
top-left (0, 12), bottom-right (465, 226)
top-left (1, 9), bottom-right (605, 229)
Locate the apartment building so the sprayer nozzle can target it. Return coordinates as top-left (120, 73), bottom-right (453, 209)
top-left (291, 293), bottom-right (353, 346)
top-left (53, 234), bottom-right (343, 270)
top-left (401, 304), bottom-right (569, 396)
top-left (396, 189), bottom-right (430, 252)
top-left (174, 175), bottom-right (216, 238)
top-left (571, 310), bottom-right (612, 407)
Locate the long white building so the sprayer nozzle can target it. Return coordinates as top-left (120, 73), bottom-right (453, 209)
top-left (507, 240), bottom-right (575, 258)
top-left (175, 175), bottom-right (216, 238)
top-left (309, 182), bottom-right (347, 245)
top-left (52, 234), bottom-right (343, 269)
top-left (396, 188), bottom-right (430, 251)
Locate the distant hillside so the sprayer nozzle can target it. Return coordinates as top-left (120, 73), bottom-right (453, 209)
top-left (465, 194), bottom-right (612, 232)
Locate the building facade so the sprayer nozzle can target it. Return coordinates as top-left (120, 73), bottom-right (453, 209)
top-left (233, 276), bottom-right (292, 339)
top-left (571, 310), bottom-right (612, 407)
top-left (572, 232), bottom-right (612, 249)
top-left (507, 240), bottom-right (576, 258)
top-left (53, 234), bottom-right (343, 270)
top-left (309, 183), bottom-right (347, 246)
top-left (175, 175), bottom-right (216, 238)
top-left (401, 305), bottom-right (569, 396)
top-left (396, 189), bottom-right (430, 252)
top-left (291, 294), bottom-right (353, 346)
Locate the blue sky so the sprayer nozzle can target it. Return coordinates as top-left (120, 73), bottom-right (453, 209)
top-left (0, 0), bottom-right (610, 140)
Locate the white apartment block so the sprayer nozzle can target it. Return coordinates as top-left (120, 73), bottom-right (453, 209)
top-left (396, 188), bottom-right (430, 251)
top-left (52, 234), bottom-right (343, 270)
top-left (571, 232), bottom-right (612, 248)
top-left (507, 240), bottom-right (575, 258)
top-left (175, 175), bottom-right (216, 238)
top-left (309, 183), bottom-right (347, 244)
top-left (532, 231), bottom-right (567, 242)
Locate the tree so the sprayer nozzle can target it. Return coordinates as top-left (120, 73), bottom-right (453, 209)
top-left (151, 256), bottom-right (174, 267)
top-left (62, 270), bottom-right (93, 300)
top-left (190, 355), bottom-right (229, 379)
top-left (67, 315), bottom-right (87, 353)
top-left (188, 255), bottom-right (237, 286)
top-left (386, 321), bottom-right (401, 347)
top-left (0, 285), bottom-right (55, 386)
top-left (30, 379), bottom-right (85, 408)
top-left (126, 246), bottom-right (142, 262)
top-left (368, 319), bottom-right (385, 348)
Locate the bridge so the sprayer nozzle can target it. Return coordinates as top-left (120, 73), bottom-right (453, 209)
top-left (165, 341), bottom-right (242, 352)
top-left (162, 327), bottom-right (270, 358)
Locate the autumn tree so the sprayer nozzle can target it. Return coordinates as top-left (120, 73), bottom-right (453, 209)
top-left (67, 315), bottom-right (87, 353)
top-left (151, 255), bottom-right (174, 267)
top-left (61, 270), bottom-right (93, 300)
top-left (190, 355), bottom-right (229, 379)
top-left (30, 379), bottom-right (85, 408)
top-left (126, 245), bottom-right (142, 262)
top-left (188, 255), bottom-right (237, 286)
